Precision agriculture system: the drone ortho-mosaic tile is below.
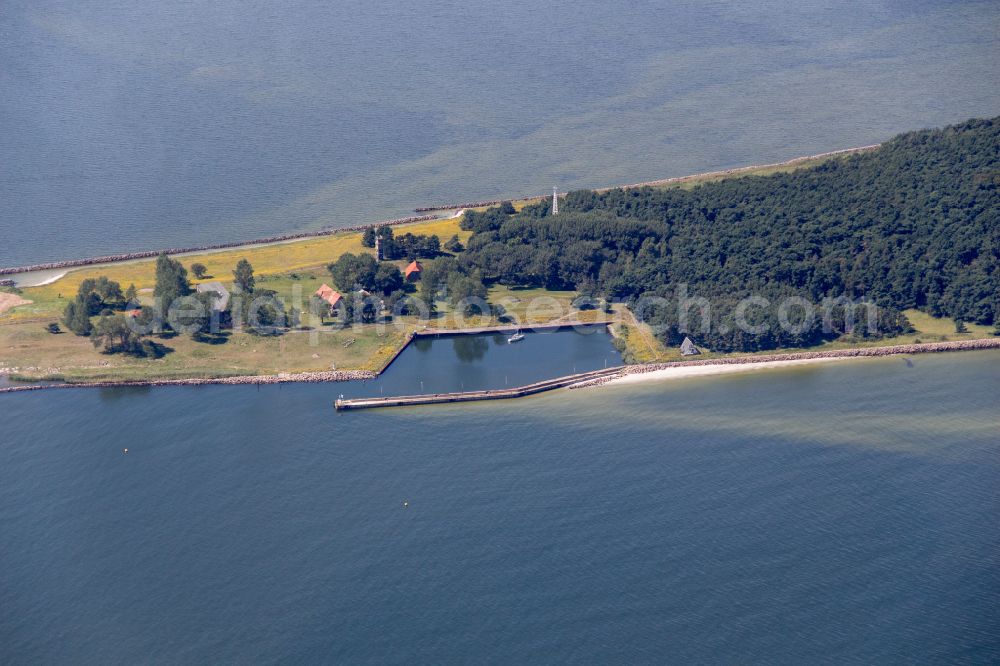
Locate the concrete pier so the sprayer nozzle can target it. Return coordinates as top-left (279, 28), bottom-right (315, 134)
top-left (335, 366), bottom-right (624, 410)
top-left (416, 321), bottom-right (611, 337)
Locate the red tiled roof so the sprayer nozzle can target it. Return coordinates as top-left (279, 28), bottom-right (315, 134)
top-left (405, 261), bottom-right (422, 278)
top-left (315, 284), bottom-right (342, 306)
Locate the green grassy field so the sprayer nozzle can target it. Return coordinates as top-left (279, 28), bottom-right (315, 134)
top-left (3, 147), bottom-right (993, 384)
top-left (0, 216), bottom-right (469, 325)
top-left (0, 246), bottom-right (601, 382)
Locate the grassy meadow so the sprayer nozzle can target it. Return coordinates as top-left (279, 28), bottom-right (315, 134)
top-left (2, 146), bottom-right (995, 384)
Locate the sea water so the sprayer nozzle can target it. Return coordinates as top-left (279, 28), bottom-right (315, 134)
top-left (1, 350), bottom-right (997, 662)
top-left (2, 0), bottom-right (1000, 266)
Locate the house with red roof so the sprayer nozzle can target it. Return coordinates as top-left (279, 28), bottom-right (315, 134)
top-left (314, 284), bottom-right (343, 314)
top-left (404, 260), bottom-right (423, 282)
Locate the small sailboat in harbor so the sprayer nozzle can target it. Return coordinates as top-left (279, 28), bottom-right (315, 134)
top-left (507, 330), bottom-right (525, 343)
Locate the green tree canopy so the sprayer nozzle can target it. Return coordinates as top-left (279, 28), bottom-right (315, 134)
top-left (456, 117), bottom-right (1000, 352)
top-left (328, 253), bottom-right (378, 292)
top-left (373, 263), bottom-right (404, 295)
top-left (233, 258), bottom-right (256, 294)
top-left (153, 254), bottom-right (192, 315)
top-left (91, 314), bottom-right (142, 354)
top-left (417, 256), bottom-right (456, 306)
top-left (447, 271), bottom-right (488, 315)
top-left (361, 227), bottom-right (377, 248)
top-left (62, 297), bottom-right (93, 336)
top-left (77, 276), bottom-right (124, 314)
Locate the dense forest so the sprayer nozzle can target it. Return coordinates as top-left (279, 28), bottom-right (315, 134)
top-left (455, 118), bottom-right (999, 351)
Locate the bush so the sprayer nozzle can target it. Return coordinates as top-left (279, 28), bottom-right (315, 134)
top-left (62, 297), bottom-right (93, 336)
top-left (140, 339), bottom-right (165, 358)
top-left (361, 227), bottom-right (377, 248)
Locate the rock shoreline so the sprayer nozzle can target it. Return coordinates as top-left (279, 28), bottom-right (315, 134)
top-left (413, 144), bottom-right (881, 212)
top-left (599, 144), bottom-right (881, 193)
top-left (0, 370), bottom-right (376, 394)
top-left (0, 215), bottom-right (438, 277)
top-left (4, 338), bottom-right (996, 395)
top-left (621, 337), bottom-right (1000, 376)
top-left (3, 144), bottom-right (883, 275)
top-left (415, 198), bottom-right (528, 212)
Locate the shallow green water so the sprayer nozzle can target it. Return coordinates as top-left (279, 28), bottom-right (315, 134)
top-left (3, 0), bottom-right (999, 266)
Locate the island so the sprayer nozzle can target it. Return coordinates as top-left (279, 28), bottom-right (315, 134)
top-left (1, 118), bottom-right (997, 390)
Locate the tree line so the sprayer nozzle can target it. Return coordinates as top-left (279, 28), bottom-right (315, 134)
top-left (456, 117), bottom-right (999, 351)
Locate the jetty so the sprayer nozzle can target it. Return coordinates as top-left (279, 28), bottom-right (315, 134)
top-left (335, 366), bottom-right (624, 411)
top-left (417, 321), bottom-right (610, 337)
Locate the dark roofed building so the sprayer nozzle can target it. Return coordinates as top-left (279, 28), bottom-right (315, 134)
top-left (680, 337), bottom-right (701, 356)
top-left (196, 281), bottom-right (231, 313)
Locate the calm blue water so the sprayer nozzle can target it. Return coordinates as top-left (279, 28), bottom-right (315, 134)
top-left (2, 350), bottom-right (998, 663)
top-left (342, 327), bottom-right (621, 399)
top-left (3, 0), bottom-right (1000, 266)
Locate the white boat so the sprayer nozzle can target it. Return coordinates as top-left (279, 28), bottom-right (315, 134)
top-left (507, 331), bottom-right (525, 343)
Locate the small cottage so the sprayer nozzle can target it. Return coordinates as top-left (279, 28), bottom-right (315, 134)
top-left (404, 260), bottom-right (423, 282)
top-left (680, 337), bottom-right (701, 356)
top-left (314, 284), bottom-right (343, 314)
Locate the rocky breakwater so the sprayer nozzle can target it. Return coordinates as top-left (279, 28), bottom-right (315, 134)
top-left (415, 198), bottom-right (531, 212)
top-left (623, 338), bottom-right (1000, 377)
top-left (0, 215), bottom-right (438, 276)
top-left (0, 369), bottom-right (377, 393)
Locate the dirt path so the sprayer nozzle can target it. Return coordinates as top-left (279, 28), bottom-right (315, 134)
top-left (0, 293), bottom-right (32, 315)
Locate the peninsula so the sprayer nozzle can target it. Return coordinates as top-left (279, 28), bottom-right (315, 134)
top-left (1, 118), bottom-right (997, 389)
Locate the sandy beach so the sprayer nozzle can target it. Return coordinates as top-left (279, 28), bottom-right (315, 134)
top-left (606, 357), bottom-right (849, 386)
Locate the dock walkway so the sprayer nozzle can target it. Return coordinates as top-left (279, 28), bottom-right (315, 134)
top-left (335, 366), bottom-right (624, 410)
top-left (417, 321), bottom-right (610, 337)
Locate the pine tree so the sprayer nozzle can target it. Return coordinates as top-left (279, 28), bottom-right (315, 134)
top-left (233, 258), bottom-right (255, 294)
top-left (361, 227), bottom-right (376, 248)
top-left (63, 297), bottom-right (93, 336)
top-left (153, 254), bottom-right (191, 313)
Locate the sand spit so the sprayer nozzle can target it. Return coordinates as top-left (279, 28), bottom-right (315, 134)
top-left (601, 338), bottom-right (1000, 387)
